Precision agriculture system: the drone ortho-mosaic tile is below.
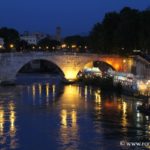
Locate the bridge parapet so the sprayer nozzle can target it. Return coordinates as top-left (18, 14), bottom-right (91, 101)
top-left (1, 52), bottom-right (148, 84)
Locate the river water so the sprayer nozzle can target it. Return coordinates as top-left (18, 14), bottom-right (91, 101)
top-left (0, 74), bottom-right (150, 150)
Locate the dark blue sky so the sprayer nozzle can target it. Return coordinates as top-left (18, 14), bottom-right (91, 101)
top-left (0, 0), bottom-right (149, 36)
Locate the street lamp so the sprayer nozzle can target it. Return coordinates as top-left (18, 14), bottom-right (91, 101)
top-left (10, 44), bottom-right (14, 49)
top-left (46, 46), bottom-right (49, 50)
top-left (123, 59), bottom-right (127, 72)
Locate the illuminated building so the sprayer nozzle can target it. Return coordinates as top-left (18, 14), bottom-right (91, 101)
top-left (20, 35), bottom-right (38, 45)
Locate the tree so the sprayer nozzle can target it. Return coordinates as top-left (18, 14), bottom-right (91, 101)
top-left (18, 40), bottom-right (29, 51)
top-left (89, 7), bottom-right (143, 55)
top-left (114, 7), bottom-right (140, 55)
top-left (38, 38), bottom-right (60, 50)
top-left (139, 10), bottom-right (150, 53)
top-left (64, 35), bottom-right (89, 52)
top-left (0, 27), bottom-right (20, 50)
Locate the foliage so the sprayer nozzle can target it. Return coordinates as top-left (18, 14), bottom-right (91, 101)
top-left (0, 27), bottom-right (20, 50)
top-left (89, 7), bottom-right (150, 55)
top-left (64, 35), bottom-right (89, 52)
top-left (38, 38), bottom-right (61, 50)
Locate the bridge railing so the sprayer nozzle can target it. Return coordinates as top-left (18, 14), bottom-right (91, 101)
top-left (0, 51), bottom-right (101, 58)
top-left (0, 51), bottom-right (127, 58)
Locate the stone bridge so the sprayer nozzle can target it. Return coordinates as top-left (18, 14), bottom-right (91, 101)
top-left (0, 52), bottom-right (149, 84)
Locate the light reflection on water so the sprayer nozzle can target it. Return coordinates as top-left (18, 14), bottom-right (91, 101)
top-left (60, 109), bottom-right (78, 150)
top-left (0, 101), bottom-right (18, 150)
top-left (0, 75), bottom-right (149, 150)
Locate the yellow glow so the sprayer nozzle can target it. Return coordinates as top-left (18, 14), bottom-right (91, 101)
top-left (60, 85), bottom-right (80, 106)
top-left (46, 46), bottom-right (49, 49)
top-left (10, 111), bottom-right (15, 133)
top-left (32, 46), bottom-right (35, 49)
top-left (84, 86), bottom-right (88, 101)
top-left (65, 70), bottom-right (78, 81)
top-left (46, 83), bottom-right (49, 97)
top-left (32, 85), bottom-right (36, 98)
top-left (71, 45), bottom-right (77, 48)
top-left (52, 85), bottom-right (56, 100)
top-left (38, 84), bottom-right (42, 97)
top-left (52, 85), bottom-right (55, 94)
top-left (71, 110), bottom-right (77, 125)
top-left (123, 102), bottom-right (127, 114)
top-left (94, 90), bottom-right (102, 112)
top-left (61, 44), bottom-right (67, 48)
top-left (123, 59), bottom-right (126, 63)
top-left (84, 62), bottom-right (93, 69)
top-left (95, 90), bottom-right (101, 104)
top-left (114, 64), bottom-right (120, 70)
top-left (122, 101), bottom-right (127, 128)
top-left (10, 44), bottom-right (14, 48)
top-left (0, 107), bottom-right (4, 135)
top-left (9, 102), bottom-right (16, 137)
top-left (59, 109), bottom-right (79, 149)
top-left (0, 45), bottom-right (3, 49)
top-left (61, 109), bottom-right (67, 127)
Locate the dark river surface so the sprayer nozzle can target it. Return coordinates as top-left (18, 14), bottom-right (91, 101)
top-left (0, 74), bottom-right (150, 150)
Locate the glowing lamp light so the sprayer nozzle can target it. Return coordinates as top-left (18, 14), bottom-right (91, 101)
top-left (61, 44), bottom-right (67, 48)
top-left (71, 45), bottom-right (77, 48)
top-left (0, 45), bottom-right (2, 49)
top-left (65, 70), bottom-right (77, 81)
top-left (10, 44), bottom-right (14, 49)
top-left (123, 59), bottom-right (126, 63)
top-left (32, 46), bottom-right (35, 49)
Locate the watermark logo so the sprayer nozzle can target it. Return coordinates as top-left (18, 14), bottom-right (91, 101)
top-left (120, 140), bottom-right (150, 148)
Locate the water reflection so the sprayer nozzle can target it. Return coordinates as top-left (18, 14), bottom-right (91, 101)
top-left (52, 84), bottom-right (56, 101)
top-left (9, 101), bottom-right (18, 149)
top-left (9, 102), bottom-right (16, 137)
top-left (0, 76), bottom-right (150, 150)
top-left (38, 84), bottom-right (42, 97)
top-left (32, 85), bottom-right (36, 105)
top-left (84, 86), bottom-right (88, 101)
top-left (0, 106), bottom-right (4, 136)
top-left (60, 109), bottom-right (78, 150)
top-left (0, 101), bottom-right (18, 149)
top-left (121, 101), bottom-right (128, 132)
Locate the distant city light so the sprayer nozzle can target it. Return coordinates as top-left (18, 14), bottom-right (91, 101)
top-left (71, 45), bottom-right (77, 48)
top-left (10, 44), bottom-right (14, 49)
top-left (32, 46), bottom-right (35, 49)
top-left (61, 44), bottom-right (67, 48)
top-left (123, 59), bottom-right (126, 63)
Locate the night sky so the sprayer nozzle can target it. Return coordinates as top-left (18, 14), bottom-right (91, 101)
top-left (0, 0), bottom-right (149, 36)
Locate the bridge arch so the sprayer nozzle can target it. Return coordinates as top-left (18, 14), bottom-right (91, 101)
top-left (0, 52), bottom-right (133, 84)
top-left (83, 60), bottom-right (116, 71)
top-left (15, 58), bottom-right (65, 79)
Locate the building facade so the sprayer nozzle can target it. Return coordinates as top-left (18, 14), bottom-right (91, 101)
top-left (20, 32), bottom-right (47, 45)
top-left (20, 35), bottom-right (38, 45)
